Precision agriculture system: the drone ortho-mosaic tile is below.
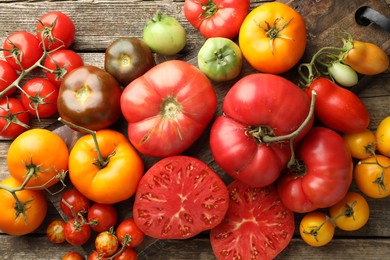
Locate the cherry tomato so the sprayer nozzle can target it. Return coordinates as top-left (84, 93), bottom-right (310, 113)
top-left (64, 217), bottom-right (92, 246)
top-left (20, 78), bottom-right (59, 119)
top-left (113, 248), bottom-right (138, 260)
top-left (46, 219), bottom-right (66, 244)
top-left (104, 37), bottom-right (154, 86)
top-left (0, 97), bottom-right (30, 139)
top-left (95, 231), bottom-right (119, 257)
top-left (343, 128), bottom-right (377, 159)
top-left (299, 211), bottom-right (335, 247)
top-left (62, 252), bottom-right (84, 260)
top-left (60, 188), bottom-right (91, 218)
top-left (328, 61), bottom-right (358, 87)
top-left (43, 49), bottom-right (84, 86)
top-left (3, 31), bottom-right (43, 71)
top-left (87, 203), bottom-right (118, 232)
top-left (57, 65), bottom-right (122, 131)
top-left (354, 155), bottom-right (390, 199)
top-left (116, 218), bottom-right (145, 248)
top-left (0, 60), bottom-right (18, 97)
top-left (36, 11), bottom-right (75, 50)
top-left (0, 177), bottom-right (47, 235)
top-left (376, 116), bottom-right (390, 157)
top-left (239, 2), bottom-right (306, 74)
top-left (69, 129), bottom-right (144, 204)
top-left (329, 192), bottom-right (370, 231)
top-left (184, 0), bottom-right (250, 39)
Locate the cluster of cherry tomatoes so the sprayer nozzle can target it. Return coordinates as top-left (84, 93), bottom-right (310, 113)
top-left (47, 188), bottom-right (145, 260)
top-left (0, 11), bottom-right (83, 139)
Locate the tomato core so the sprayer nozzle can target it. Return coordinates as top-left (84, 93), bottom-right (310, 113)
top-left (246, 125), bottom-right (275, 143)
top-left (75, 84), bottom-right (92, 104)
top-left (120, 53), bottom-right (131, 67)
top-left (160, 96), bottom-right (182, 119)
top-left (201, 0), bottom-right (218, 19)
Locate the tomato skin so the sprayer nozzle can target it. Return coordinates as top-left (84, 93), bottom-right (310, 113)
top-left (343, 128), bottom-right (376, 159)
top-left (116, 218), bottom-right (145, 248)
top-left (277, 127), bottom-right (353, 213)
top-left (354, 155), bottom-right (390, 199)
top-left (7, 128), bottom-right (69, 189)
top-left (46, 219), bottom-right (66, 244)
top-left (306, 77), bottom-right (370, 134)
top-left (376, 116), bottom-right (390, 157)
top-left (120, 60), bottom-right (217, 157)
top-left (87, 203), bottom-right (118, 232)
top-left (62, 252), bottom-right (84, 260)
top-left (104, 37), bottom-right (154, 86)
top-left (60, 188), bottom-right (91, 218)
top-left (239, 2), bottom-right (306, 74)
top-left (64, 217), bottom-right (92, 246)
top-left (328, 61), bottom-right (358, 87)
top-left (36, 11), bottom-right (75, 50)
top-left (343, 40), bottom-right (389, 75)
top-left (113, 248), bottom-right (137, 260)
top-left (20, 78), bottom-right (59, 118)
top-left (209, 73), bottom-right (312, 187)
top-left (299, 211), bottom-right (335, 247)
top-left (43, 49), bottom-right (84, 86)
top-left (95, 231), bottom-right (119, 257)
top-left (57, 65), bottom-right (122, 131)
top-left (329, 192), bottom-right (370, 231)
top-left (0, 97), bottom-right (30, 139)
top-left (0, 60), bottom-right (18, 97)
top-left (0, 177), bottom-right (48, 236)
top-left (184, 0), bottom-right (250, 39)
top-left (69, 129), bottom-right (144, 204)
top-left (3, 31), bottom-right (43, 71)
top-left (210, 181), bottom-right (294, 260)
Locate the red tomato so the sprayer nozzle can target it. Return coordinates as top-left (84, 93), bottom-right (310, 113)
top-left (133, 156), bottom-right (229, 239)
top-left (0, 97), bottom-right (30, 139)
top-left (305, 77), bottom-right (370, 134)
top-left (64, 217), bottom-right (91, 246)
top-left (0, 60), bottom-right (18, 97)
top-left (36, 11), bottom-right (75, 50)
top-left (277, 127), bottom-right (353, 213)
top-left (60, 188), bottom-right (91, 218)
top-left (20, 78), bottom-right (59, 119)
top-left (113, 248), bottom-right (137, 260)
top-left (120, 60), bottom-right (217, 157)
top-left (43, 49), bottom-right (84, 86)
top-left (46, 219), bottom-right (66, 244)
top-left (209, 73), bottom-right (312, 187)
top-left (87, 203), bottom-right (118, 232)
top-left (62, 252), bottom-right (84, 260)
top-left (183, 0), bottom-right (250, 39)
top-left (3, 31), bottom-right (43, 71)
top-left (210, 181), bottom-right (294, 259)
top-left (116, 218), bottom-right (145, 248)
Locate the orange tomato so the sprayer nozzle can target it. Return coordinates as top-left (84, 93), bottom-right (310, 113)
top-left (0, 177), bottom-right (47, 235)
top-left (342, 39), bottom-right (389, 75)
top-left (343, 128), bottom-right (376, 159)
top-left (7, 128), bottom-right (69, 189)
top-left (376, 116), bottom-right (390, 157)
top-left (239, 2), bottom-right (306, 74)
top-left (329, 191), bottom-right (370, 231)
top-left (354, 155), bottom-right (390, 199)
top-left (299, 211), bottom-right (335, 247)
top-left (68, 129), bottom-right (144, 204)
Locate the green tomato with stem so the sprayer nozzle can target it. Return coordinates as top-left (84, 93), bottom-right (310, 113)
top-left (328, 61), bottom-right (358, 87)
top-left (198, 37), bottom-right (243, 82)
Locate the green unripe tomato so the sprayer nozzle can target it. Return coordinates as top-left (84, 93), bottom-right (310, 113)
top-left (328, 61), bottom-right (359, 87)
top-left (143, 11), bottom-right (186, 56)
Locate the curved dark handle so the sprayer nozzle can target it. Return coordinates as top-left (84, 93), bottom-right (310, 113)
top-left (355, 6), bottom-right (390, 32)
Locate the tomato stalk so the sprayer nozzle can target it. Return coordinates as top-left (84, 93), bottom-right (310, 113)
top-left (197, 0), bottom-right (218, 20)
top-left (358, 155), bottom-right (390, 194)
top-left (0, 97), bottom-right (30, 133)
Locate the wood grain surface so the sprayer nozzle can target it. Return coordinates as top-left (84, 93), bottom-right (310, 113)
top-left (0, 0), bottom-right (389, 259)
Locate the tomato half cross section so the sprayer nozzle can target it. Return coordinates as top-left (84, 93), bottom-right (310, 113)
top-left (210, 181), bottom-right (294, 260)
top-left (132, 155), bottom-right (229, 239)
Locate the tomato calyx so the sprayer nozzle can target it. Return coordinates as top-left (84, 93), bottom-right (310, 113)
top-left (198, 0), bottom-right (218, 20)
top-left (301, 214), bottom-right (333, 242)
top-left (358, 155), bottom-right (390, 194)
top-left (257, 17), bottom-right (293, 54)
top-left (160, 96), bottom-right (183, 119)
top-left (0, 98), bottom-right (30, 133)
top-left (246, 125), bottom-right (275, 144)
top-left (37, 18), bottom-right (65, 50)
top-left (23, 86), bottom-right (57, 121)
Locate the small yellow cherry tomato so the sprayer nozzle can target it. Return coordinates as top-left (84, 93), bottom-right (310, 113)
top-left (343, 128), bottom-right (376, 159)
top-left (376, 116), bottom-right (390, 157)
top-left (299, 211), bottom-right (335, 247)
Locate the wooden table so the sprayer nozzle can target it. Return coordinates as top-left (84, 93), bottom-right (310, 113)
top-left (0, 0), bottom-right (389, 259)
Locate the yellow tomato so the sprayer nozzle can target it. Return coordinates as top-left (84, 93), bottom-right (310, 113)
top-left (299, 211), bottom-right (335, 247)
top-left (343, 128), bottom-right (376, 159)
top-left (376, 116), bottom-right (390, 157)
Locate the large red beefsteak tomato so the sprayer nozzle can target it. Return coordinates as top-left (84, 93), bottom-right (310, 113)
top-left (120, 60), bottom-right (217, 157)
top-left (209, 73), bottom-right (312, 187)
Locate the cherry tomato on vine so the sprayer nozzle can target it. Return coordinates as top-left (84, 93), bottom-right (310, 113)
top-left (60, 188), bottom-right (91, 218)
top-left (184, 0), bottom-right (250, 39)
top-left (0, 97), bottom-right (30, 139)
top-left (329, 191), bottom-right (370, 231)
top-left (87, 203), bottom-right (118, 232)
top-left (0, 60), bottom-right (18, 97)
top-left (328, 61), bottom-right (358, 87)
top-left (43, 49), bottom-right (84, 86)
top-left (7, 128), bottom-right (69, 189)
top-left (376, 116), bottom-right (390, 157)
top-left (116, 218), bottom-right (145, 248)
top-left (299, 211), bottom-right (335, 247)
top-left (239, 2), bottom-right (306, 74)
top-left (113, 248), bottom-right (137, 260)
top-left (36, 11), bottom-right (75, 50)
top-left (64, 217), bottom-right (92, 246)
top-left (46, 219), bottom-right (66, 244)
top-left (62, 252), bottom-right (84, 260)
top-left (95, 231), bottom-right (119, 257)
top-left (20, 78), bottom-right (59, 119)
top-left (3, 31), bottom-right (43, 72)
top-left (0, 177), bottom-right (48, 236)
top-left (343, 128), bottom-right (376, 159)
top-left (354, 155), bottom-right (390, 199)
